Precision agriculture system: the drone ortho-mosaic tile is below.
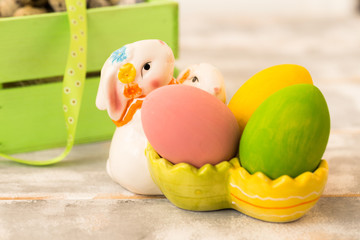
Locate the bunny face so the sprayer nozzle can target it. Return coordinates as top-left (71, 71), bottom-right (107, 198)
top-left (124, 40), bottom-right (175, 95)
top-left (96, 39), bottom-right (175, 122)
top-left (177, 63), bottom-right (227, 103)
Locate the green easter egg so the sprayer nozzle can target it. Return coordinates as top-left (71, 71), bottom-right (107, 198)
top-left (239, 84), bottom-right (330, 179)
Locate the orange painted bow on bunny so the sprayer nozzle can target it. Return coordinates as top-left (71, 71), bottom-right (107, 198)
top-left (113, 62), bottom-right (144, 127)
top-left (113, 62), bottom-right (178, 127)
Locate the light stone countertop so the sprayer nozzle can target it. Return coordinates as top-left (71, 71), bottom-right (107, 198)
top-left (1, 1), bottom-right (360, 239)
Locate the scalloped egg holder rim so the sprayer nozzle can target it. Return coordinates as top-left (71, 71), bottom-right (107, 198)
top-left (146, 144), bottom-right (329, 223)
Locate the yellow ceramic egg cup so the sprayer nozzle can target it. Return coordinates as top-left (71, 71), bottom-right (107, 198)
top-left (146, 144), bottom-right (328, 223)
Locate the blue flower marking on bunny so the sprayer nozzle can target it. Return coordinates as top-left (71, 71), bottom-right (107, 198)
top-left (110, 46), bottom-right (127, 64)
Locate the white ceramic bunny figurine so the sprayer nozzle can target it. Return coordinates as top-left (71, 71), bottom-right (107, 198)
top-left (176, 63), bottom-right (227, 103)
top-left (96, 39), bottom-right (175, 195)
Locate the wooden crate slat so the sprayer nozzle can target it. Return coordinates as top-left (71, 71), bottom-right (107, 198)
top-left (0, 77), bottom-right (115, 154)
top-left (0, 1), bottom-right (178, 83)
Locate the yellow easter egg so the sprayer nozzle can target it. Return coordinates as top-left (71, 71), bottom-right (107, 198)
top-left (228, 64), bottom-right (313, 134)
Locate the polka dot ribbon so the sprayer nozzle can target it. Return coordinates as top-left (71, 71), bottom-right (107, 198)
top-left (0, 0), bottom-right (87, 165)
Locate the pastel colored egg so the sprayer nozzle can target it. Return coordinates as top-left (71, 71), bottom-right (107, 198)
top-left (141, 85), bottom-right (240, 168)
top-left (228, 64), bottom-right (313, 134)
top-left (239, 84), bottom-right (330, 179)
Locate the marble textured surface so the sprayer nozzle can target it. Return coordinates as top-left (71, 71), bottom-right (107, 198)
top-left (0, 198), bottom-right (359, 240)
top-left (1, 1), bottom-right (360, 239)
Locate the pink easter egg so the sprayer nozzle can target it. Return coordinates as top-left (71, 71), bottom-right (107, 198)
top-left (141, 84), bottom-right (240, 168)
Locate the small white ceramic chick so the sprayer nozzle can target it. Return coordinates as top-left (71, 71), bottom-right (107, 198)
top-left (176, 63), bottom-right (226, 103)
top-left (96, 39), bottom-right (175, 195)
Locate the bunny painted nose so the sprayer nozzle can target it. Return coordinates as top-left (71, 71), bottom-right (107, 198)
top-left (118, 63), bottom-right (136, 84)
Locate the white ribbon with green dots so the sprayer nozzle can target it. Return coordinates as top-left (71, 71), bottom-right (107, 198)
top-left (0, 0), bottom-right (87, 165)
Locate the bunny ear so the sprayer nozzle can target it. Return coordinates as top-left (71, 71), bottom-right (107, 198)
top-left (176, 68), bottom-right (191, 83)
top-left (96, 58), bottom-right (128, 121)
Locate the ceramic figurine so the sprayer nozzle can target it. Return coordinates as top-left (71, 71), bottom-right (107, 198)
top-left (96, 39), bottom-right (175, 195)
top-left (143, 64), bottom-right (330, 222)
top-left (177, 63), bottom-right (227, 103)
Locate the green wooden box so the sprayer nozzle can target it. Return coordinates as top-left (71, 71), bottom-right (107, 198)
top-left (0, 0), bottom-right (178, 154)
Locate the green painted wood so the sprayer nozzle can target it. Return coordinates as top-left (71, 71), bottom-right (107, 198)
top-left (0, 0), bottom-right (178, 83)
top-left (0, 0), bottom-right (178, 154)
top-left (0, 77), bottom-right (115, 154)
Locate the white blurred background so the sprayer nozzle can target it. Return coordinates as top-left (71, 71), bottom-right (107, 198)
top-left (178, 0), bottom-right (357, 17)
top-left (176, 0), bottom-right (360, 98)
